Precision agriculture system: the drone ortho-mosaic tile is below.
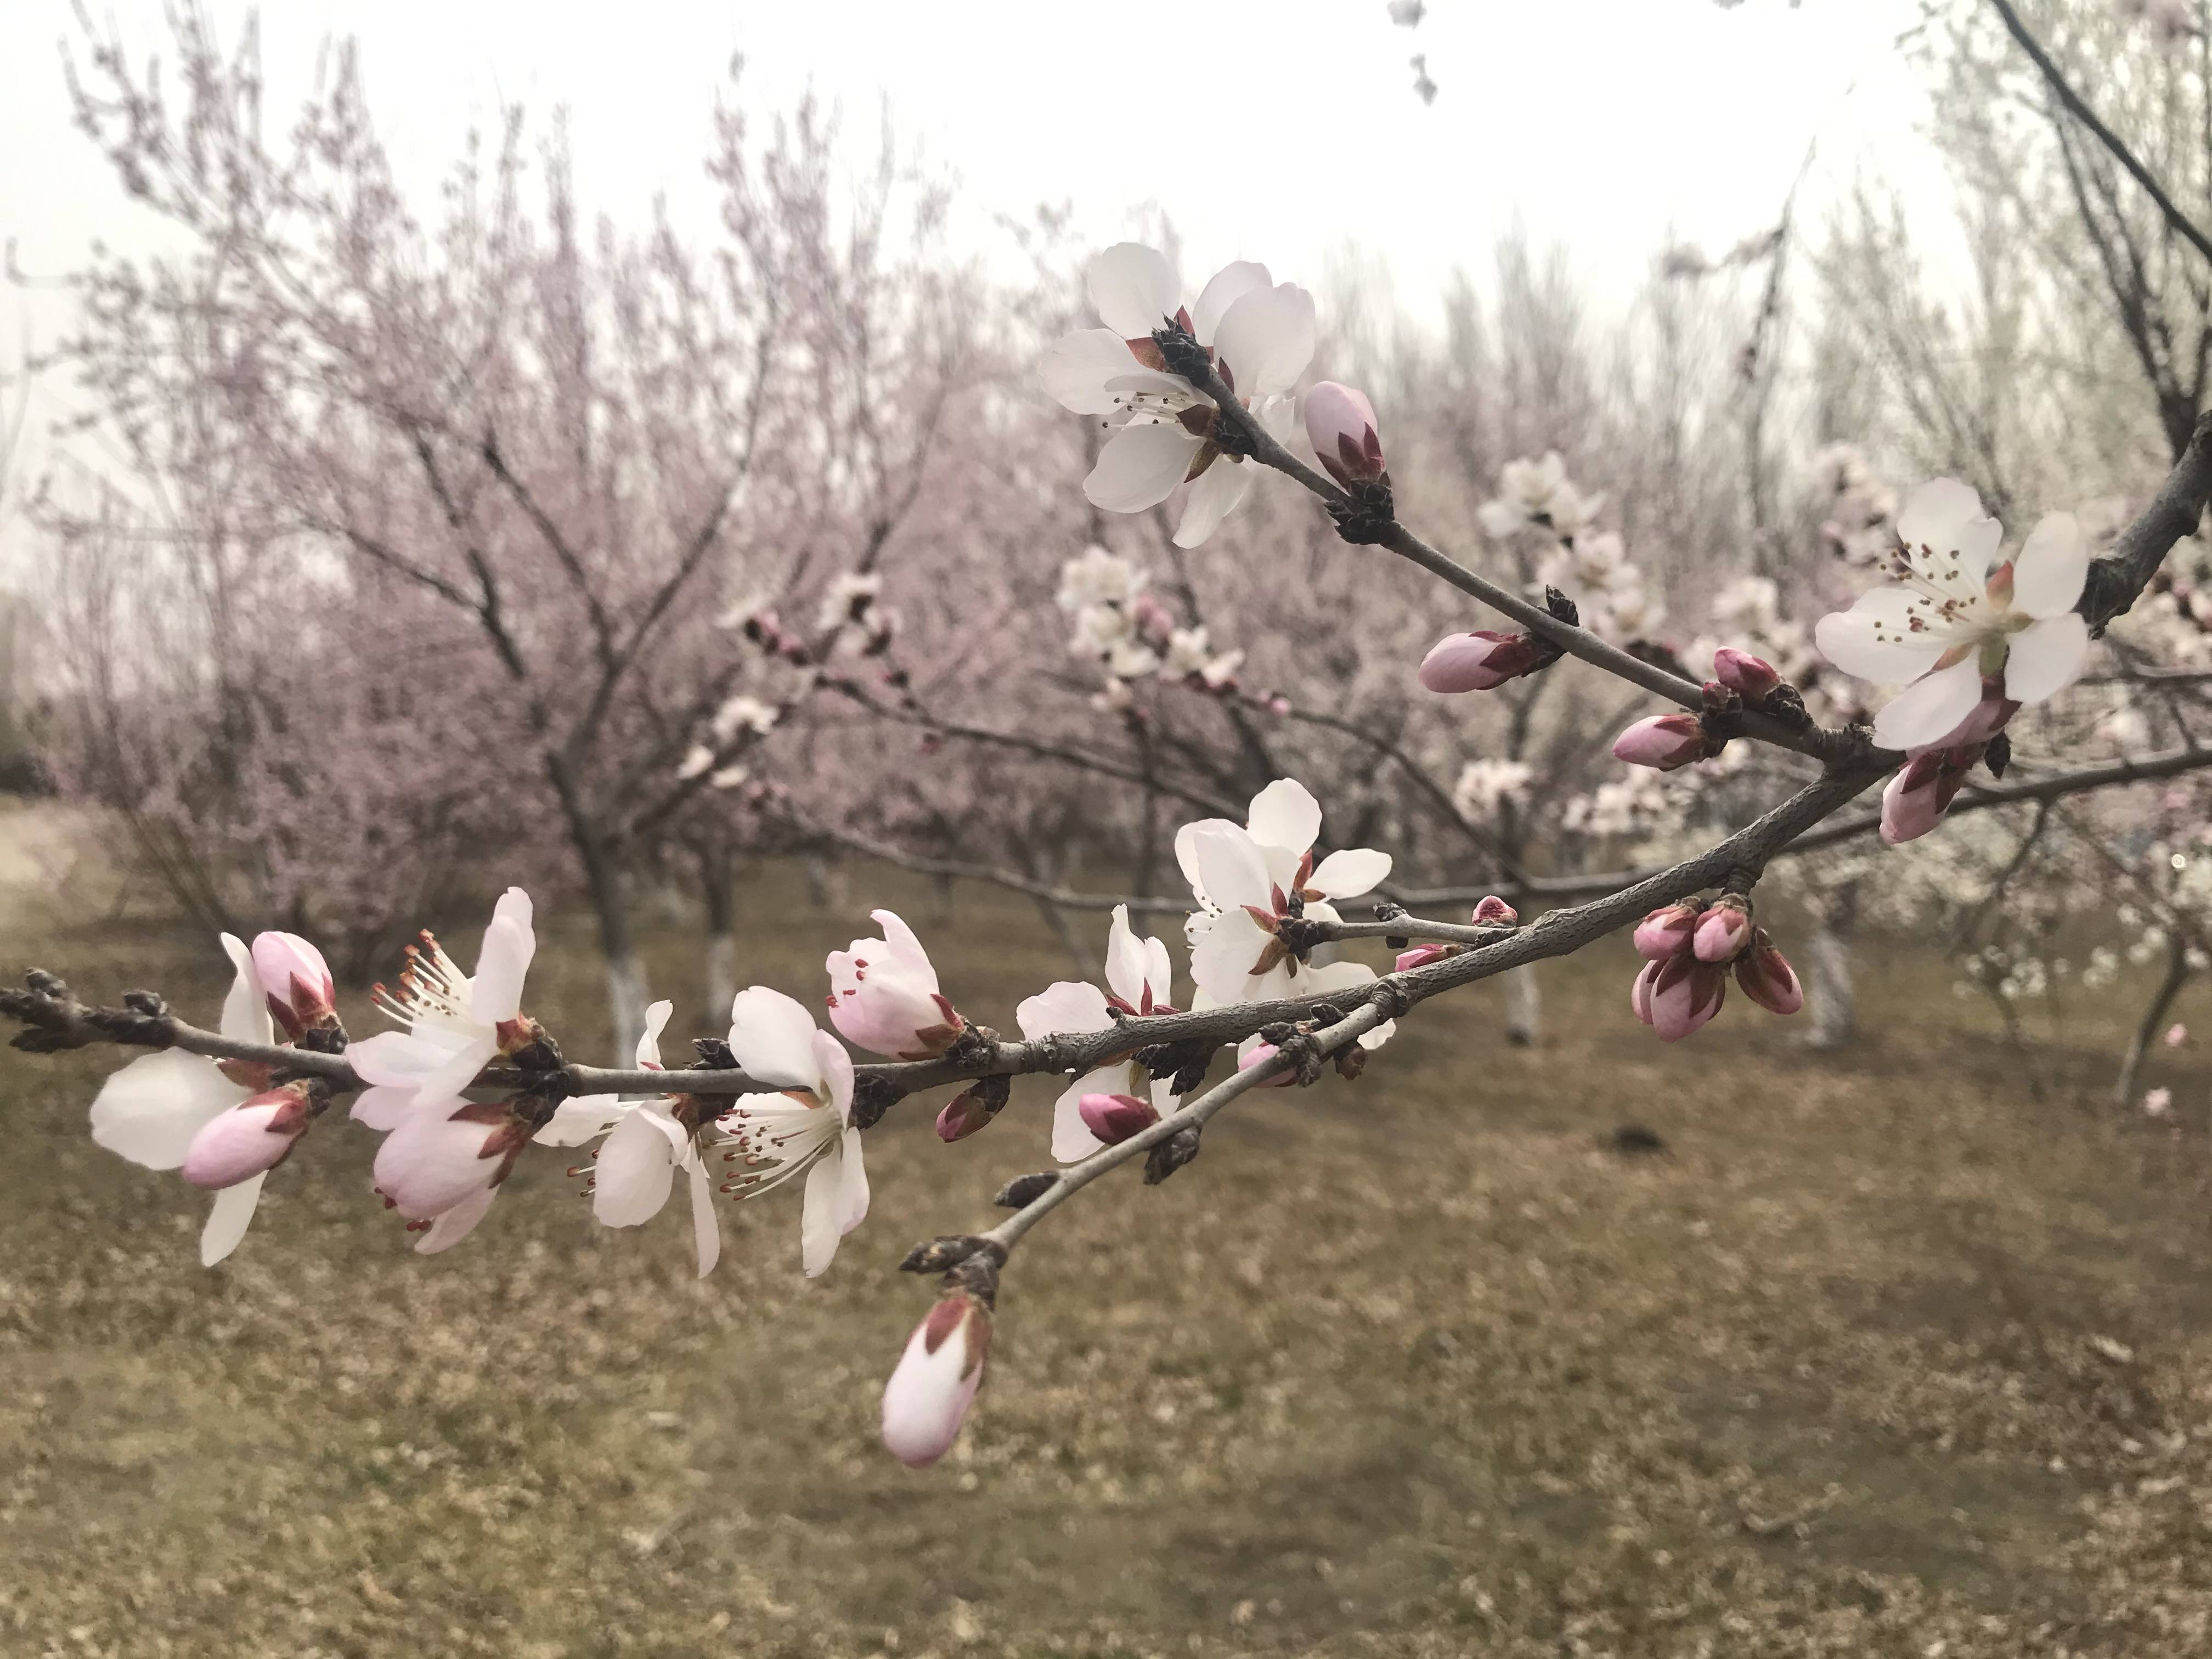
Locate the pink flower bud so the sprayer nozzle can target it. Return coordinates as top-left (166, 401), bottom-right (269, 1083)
top-left (826, 910), bottom-right (966, 1059)
top-left (1630, 960), bottom-right (1660, 1026)
top-left (1238, 1041), bottom-right (1295, 1086)
top-left (935, 1088), bottom-right (995, 1143)
top-left (1711, 648), bottom-right (1781, 702)
top-left (180, 1086), bottom-right (311, 1189)
top-left (1131, 592), bottom-right (1177, 646)
top-left (1304, 380), bottom-right (1387, 488)
top-left (1612, 713), bottom-right (1709, 771)
top-left (371, 1100), bottom-right (524, 1221)
top-left (1633, 902), bottom-right (1700, 961)
top-left (1077, 1091), bottom-right (1160, 1144)
top-left (251, 930), bottom-right (335, 1039)
top-left (1649, 956), bottom-right (1728, 1042)
top-left (1733, 928), bottom-right (1804, 1015)
top-left (1879, 752), bottom-right (1955, 845)
top-left (1395, 944), bottom-right (1452, 972)
top-left (1418, 630), bottom-right (1542, 693)
top-left (881, 1290), bottom-right (990, 1469)
top-left (1692, 896), bottom-right (1752, 964)
top-left (1471, 895), bottom-right (1519, 926)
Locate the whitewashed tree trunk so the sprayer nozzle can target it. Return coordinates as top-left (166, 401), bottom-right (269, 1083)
top-left (1504, 963), bottom-right (1541, 1046)
top-left (701, 854), bottom-right (739, 1026)
top-left (1804, 923), bottom-right (1855, 1051)
top-left (605, 946), bottom-right (652, 1059)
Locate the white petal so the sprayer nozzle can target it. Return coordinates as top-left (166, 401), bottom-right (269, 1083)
top-left (532, 1097), bottom-right (633, 1147)
top-left (1172, 458), bottom-right (1254, 548)
top-left (1016, 979), bottom-right (1112, 1041)
top-left (727, 986), bottom-right (823, 1088)
top-left (1898, 478), bottom-right (2000, 579)
top-left (635, 1000), bottom-right (673, 1070)
top-left (90, 1051), bottom-right (246, 1170)
top-left (1814, 589), bottom-right (1950, 682)
top-left (352, 1084), bottom-right (436, 1133)
top-left (2004, 612), bottom-right (2092, 703)
top-left (471, 916), bottom-right (534, 1025)
top-left (815, 1028), bottom-right (856, 1121)
top-left (1085, 422), bottom-right (1203, 514)
top-left (416, 1184), bottom-right (497, 1255)
top-left (1051, 1064), bottom-right (1125, 1162)
top-left (1039, 329), bottom-right (1140, 414)
top-left (347, 1026), bottom-right (472, 1087)
top-left (1308, 847), bottom-right (1392, 899)
top-left (1872, 658), bottom-right (1985, 750)
top-left (801, 1143), bottom-right (847, 1277)
top-left (837, 1125), bottom-right (870, 1234)
top-left (1192, 260), bottom-right (1272, 344)
top-left (2011, 512), bottom-right (2089, 619)
top-left (1175, 819), bottom-right (1238, 901)
top-left (1144, 935), bottom-right (1174, 1005)
top-left (414, 1034), bottom-right (501, 1105)
top-left (1246, 778), bottom-right (1322, 858)
top-left (199, 1173), bottom-right (266, 1266)
top-left (1104, 906), bottom-right (1148, 1008)
top-left (1189, 910), bottom-right (1275, 1005)
top-left (1086, 241), bottom-right (1181, 337)
top-left (593, 1108), bottom-right (679, 1227)
top-left (689, 1160), bottom-right (721, 1278)
top-left (1188, 823), bottom-right (1276, 913)
top-left (218, 933), bottom-right (273, 1045)
top-left (1211, 283), bottom-right (1316, 398)
top-left (872, 910), bottom-right (938, 981)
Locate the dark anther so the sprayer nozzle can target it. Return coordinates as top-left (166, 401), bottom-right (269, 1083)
top-left (993, 1171), bottom-right (1057, 1209)
top-left (1324, 478), bottom-right (1397, 545)
top-left (848, 1073), bottom-right (909, 1131)
top-left (1984, 731), bottom-right (2012, 780)
top-left (1143, 1124), bottom-right (1202, 1186)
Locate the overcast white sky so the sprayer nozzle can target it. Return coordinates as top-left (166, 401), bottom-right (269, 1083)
top-left (0, 0), bottom-right (1941, 523)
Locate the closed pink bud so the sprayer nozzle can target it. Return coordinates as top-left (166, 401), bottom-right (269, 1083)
top-left (881, 1290), bottom-right (990, 1469)
top-left (1630, 960), bottom-right (1660, 1026)
top-left (1395, 944), bottom-right (1452, 972)
top-left (1880, 752), bottom-right (1953, 846)
top-left (1612, 713), bottom-right (1708, 771)
top-left (1692, 896), bottom-right (1752, 963)
top-left (1238, 1041), bottom-right (1295, 1086)
top-left (1734, 928), bottom-right (1804, 1016)
top-left (935, 1088), bottom-right (995, 1143)
top-left (1304, 380), bottom-right (1387, 488)
top-left (1633, 902), bottom-right (1700, 961)
top-left (1649, 955), bottom-right (1728, 1042)
top-left (251, 930), bottom-right (335, 1039)
top-left (1077, 1091), bottom-right (1159, 1144)
top-left (1711, 648), bottom-right (1781, 702)
top-left (1471, 895), bottom-right (1519, 926)
top-left (180, 1086), bottom-right (311, 1189)
top-left (1418, 630), bottom-right (1542, 693)
top-left (1131, 592), bottom-right (1176, 646)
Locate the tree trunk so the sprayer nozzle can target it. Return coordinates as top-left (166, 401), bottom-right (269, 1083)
top-left (1504, 963), bottom-right (1541, 1046)
top-left (2114, 934), bottom-right (2191, 1110)
top-left (701, 850), bottom-right (738, 1026)
top-left (803, 852), bottom-right (837, 910)
top-left (580, 845), bottom-right (651, 1056)
top-left (1804, 922), bottom-right (1855, 1051)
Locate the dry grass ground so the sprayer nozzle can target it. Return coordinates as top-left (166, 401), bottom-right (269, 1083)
top-left (7, 797), bottom-right (2212, 1656)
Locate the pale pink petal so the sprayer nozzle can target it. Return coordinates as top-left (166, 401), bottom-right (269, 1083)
top-left (1188, 823), bottom-right (1277, 913)
top-left (2011, 512), bottom-right (2089, 619)
top-left (814, 1029), bottom-right (856, 1122)
top-left (592, 1107), bottom-right (680, 1227)
top-left (1174, 819), bottom-right (1239, 900)
top-left (1897, 478), bottom-right (2000, 580)
top-left (837, 1125), bottom-right (870, 1234)
top-left (470, 915), bottom-right (534, 1025)
top-left (635, 1000), bottom-right (673, 1070)
top-left (1052, 1064), bottom-right (1127, 1162)
top-left (1104, 905), bottom-right (1148, 1009)
top-left (218, 933), bottom-right (273, 1045)
top-left (1171, 457), bottom-right (1254, 548)
top-left (1872, 658), bottom-right (1986, 751)
top-left (1085, 422), bottom-right (1204, 514)
top-left (1814, 588), bottom-right (1949, 683)
top-left (415, 1184), bottom-right (498, 1255)
top-left (801, 1144), bottom-right (847, 1277)
top-left (1086, 242), bottom-right (1180, 337)
top-left (1245, 778), bottom-right (1322, 858)
top-left (727, 986), bottom-right (825, 1088)
top-left (1308, 847), bottom-right (1392, 899)
top-left (1039, 329), bottom-right (1140, 414)
top-left (1017, 979), bottom-right (1113, 1042)
top-left (1211, 283), bottom-right (1316, 397)
top-left (532, 1097), bottom-right (631, 1146)
top-left (199, 1173), bottom-right (266, 1267)
top-left (90, 1050), bottom-right (246, 1170)
top-left (2004, 612), bottom-right (2092, 703)
top-left (689, 1159), bottom-right (721, 1278)
top-left (1192, 260), bottom-right (1272, 344)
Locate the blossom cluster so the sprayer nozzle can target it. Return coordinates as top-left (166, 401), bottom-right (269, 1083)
top-left (1054, 544), bottom-right (1243, 699)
